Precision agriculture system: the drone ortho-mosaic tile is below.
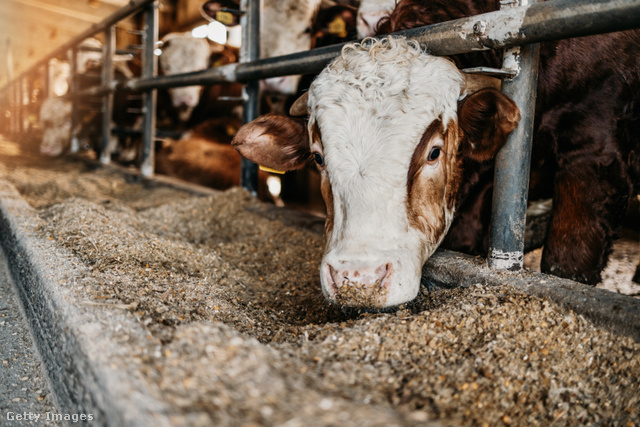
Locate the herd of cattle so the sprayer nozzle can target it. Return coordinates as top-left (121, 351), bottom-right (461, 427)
top-left (34, 0), bottom-right (639, 309)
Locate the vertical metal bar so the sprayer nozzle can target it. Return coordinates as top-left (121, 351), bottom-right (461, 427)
top-left (101, 26), bottom-right (116, 164)
top-left (17, 77), bottom-right (24, 134)
top-left (11, 83), bottom-right (17, 136)
top-left (43, 62), bottom-right (50, 100)
top-left (240, 0), bottom-right (261, 196)
top-left (27, 74), bottom-right (34, 134)
top-left (140, 0), bottom-right (158, 177)
top-left (69, 46), bottom-right (80, 153)
top-left (488, 0), bottom-right (541, 271)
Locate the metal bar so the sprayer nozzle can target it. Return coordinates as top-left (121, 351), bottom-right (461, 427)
top-left (10, 83), bottom-right (17, 135)
top-left (488, 0), bottom-right (541, 271)
top-left (77, 46), bottom-right (138, 56)
top-left (17, 78), bottom-right (23, 134)
top-left (100, 26), bottom-right (116, 164)
top-left (0, 0), bottom-right (154, 95)
top-left (139, 1), bottom-right (158, 178)
top-left (69, 47), bottom-right (80, 153)
top-left (43, 62), bottom-right (50, 99)
top-left (239, 0), bottom-right (261, 195)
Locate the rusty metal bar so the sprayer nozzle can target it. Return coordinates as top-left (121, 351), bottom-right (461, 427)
top-left (239, 0), bottom-right (261, 195)
top-left (139, 0), bottom-right (158, 177)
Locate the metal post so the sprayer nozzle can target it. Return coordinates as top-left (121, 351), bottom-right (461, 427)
top-left (240, 0), bottom-right (261, 196)
top-left (488, 0), bottom-right (541, 271)
top-left (27, 75), bottom-right (34, 134)
top-left (17, 77), bottom-right (23, 134)
top-left (11, 83), bottom-right (17, 136)
top-left (69, 46), bottom-right (80, 153)
top-left (101, 26), bottom-right (116, 164)
top-left (140, 0), bottom-right (158, 177)
top-left (43, 62), bottom-right (50, 99)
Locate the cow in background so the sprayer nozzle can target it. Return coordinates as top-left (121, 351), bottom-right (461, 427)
top-left (155, 116), bottom-right (243, 189)
top-left (155, 116), bottom-right (280, 204)
top-left (156, 32), bottom-right (244, 131)
top-left (39, 38), bottom-right (138, 158)
top-left (200, 0), bottom-right (358, 97)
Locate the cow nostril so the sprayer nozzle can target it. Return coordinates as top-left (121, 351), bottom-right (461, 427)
top-left (326, 262), bottom-right (392, 290)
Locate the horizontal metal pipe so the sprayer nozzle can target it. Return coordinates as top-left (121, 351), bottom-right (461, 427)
top-left (122, 64), bottom-right (239, 92)
top-left (77, 46), bottom-right (139, 56)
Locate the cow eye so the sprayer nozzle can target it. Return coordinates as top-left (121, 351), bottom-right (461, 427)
top-left (313, 152), bottom-right (325, 167)
top-left (304, 26), bottom-right (313, 34)
top-left (427, 147), bottom-right (441, 162)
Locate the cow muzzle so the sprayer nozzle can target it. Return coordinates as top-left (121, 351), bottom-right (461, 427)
top-left (320, 249), bottom-right (422, 310)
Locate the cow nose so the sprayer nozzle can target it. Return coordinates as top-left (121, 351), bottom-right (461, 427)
top-left (324, 262), bottom-right (392, 308)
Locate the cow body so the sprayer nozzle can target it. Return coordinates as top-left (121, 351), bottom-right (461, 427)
top-left (155, 116), bottom-right (243, 189)
top-left (378, 0), bottom-right (640, 285)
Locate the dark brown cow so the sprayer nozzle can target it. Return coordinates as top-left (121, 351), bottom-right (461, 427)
top-left (377, 0), bottom-right (640, 285)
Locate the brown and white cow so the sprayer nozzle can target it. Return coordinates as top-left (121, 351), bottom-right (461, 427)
top-left (377, 0), bottom-right (640, 285)
top-left (157, 33), bottom-right (221, 123)
top-left (232, 37), bottom-right (520, 309)
top-left (201, 0), bottom-right (357, 96)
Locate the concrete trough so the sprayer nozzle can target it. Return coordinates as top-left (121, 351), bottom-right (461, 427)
top-left (1, 159), bottom-right (639, 425)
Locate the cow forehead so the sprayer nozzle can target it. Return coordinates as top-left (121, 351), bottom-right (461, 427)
top-left (262, 0), bottom-right (321, 58)
top-left (308, 38), bottom-right (463, 182)
top-left (160, 37), bottom-right (210, 71)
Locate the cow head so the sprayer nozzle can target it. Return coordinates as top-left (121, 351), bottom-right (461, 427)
top-left (233, 37), bottom-right (519, 309)
top-left (158, 33), bottom-right (212, 122)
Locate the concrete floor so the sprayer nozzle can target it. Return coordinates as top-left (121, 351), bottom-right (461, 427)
top-left (0, 247), bottom-right (60, 426)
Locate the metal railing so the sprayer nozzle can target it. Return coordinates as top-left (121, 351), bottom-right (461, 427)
top-left (1, 0), bottom-right (639, 274)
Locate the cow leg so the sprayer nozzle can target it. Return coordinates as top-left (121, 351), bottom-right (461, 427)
top-left (541, 157), bottom-right (632, 284)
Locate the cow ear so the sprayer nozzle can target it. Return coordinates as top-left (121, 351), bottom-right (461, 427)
top-left (314, 3), bottom-right (357, 40)
top-left (232, 113), bottom-right (311, 171)
top-left (458, 88), bottom-right (520, 162)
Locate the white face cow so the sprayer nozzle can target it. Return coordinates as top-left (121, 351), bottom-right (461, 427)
top-left (232, 37), bottom-right (519, 309)
top-left (159, 33), bottom-right (212, 122)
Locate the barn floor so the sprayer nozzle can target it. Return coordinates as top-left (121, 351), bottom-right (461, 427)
top-left (1, 135), bottom-right (639, 426)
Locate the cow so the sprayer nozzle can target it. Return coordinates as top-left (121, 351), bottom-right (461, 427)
top-left (200, 0), bottom-right (358, 96)
top-left (156, 33), bottom-right (242, 125)
top-left (231, 32), bottom-right (640, 309)
top-left (375, 0), bottom-right (640, 284)
top-left (155, 117), bottom-right (244, 190)
top-left (155, 116), bottom-right (280, 203)
top-left (39, 38), bottom-right (138, 158)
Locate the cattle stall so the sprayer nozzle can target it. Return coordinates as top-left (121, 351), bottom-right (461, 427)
top-left (2, 0), bottom-right (640, 271)
top-left (0, 0), bottom-right (639, 425)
